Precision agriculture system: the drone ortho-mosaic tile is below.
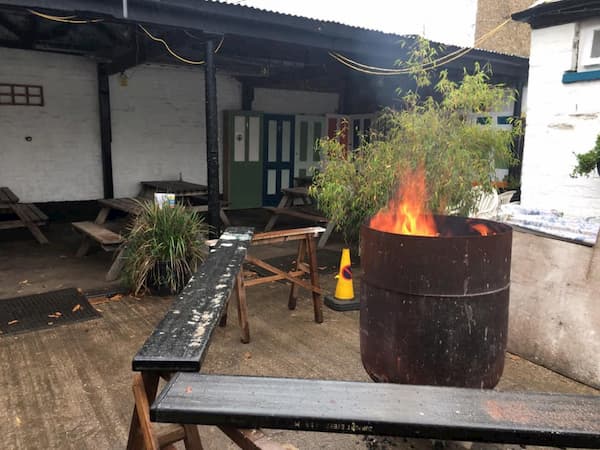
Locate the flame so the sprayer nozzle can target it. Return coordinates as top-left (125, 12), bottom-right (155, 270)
top-left (470, 223), bottom-right (493, 236)
top-left (369, 166), bottom-right (439, 237)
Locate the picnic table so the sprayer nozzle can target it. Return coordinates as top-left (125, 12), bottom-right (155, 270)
top-left (139, 180), bottom-right (208, 199)
top-left (264, 187), bottom-right (334, 248)
top-left (72, 195), bottom-right (231, 280)
top-left (0, 187), bottom-right (48, 244)
top-left (140, 180), bottom-right (231, 226)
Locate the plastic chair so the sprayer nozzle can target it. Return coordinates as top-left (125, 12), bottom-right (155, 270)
top-left (470, 187), bottom-right (499, 219)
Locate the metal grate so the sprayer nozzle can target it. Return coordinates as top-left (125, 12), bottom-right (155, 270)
top-left (0, 288), bottom-right (100, 336)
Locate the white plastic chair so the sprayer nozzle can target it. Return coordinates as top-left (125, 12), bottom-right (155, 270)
top-left (498, 190), bottom-right (516, 207)
top-left (469, 187), bottom-right (499, 219)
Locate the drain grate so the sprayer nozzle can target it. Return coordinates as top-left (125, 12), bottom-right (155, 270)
top-left (0, 288), bottom-right (101, 336)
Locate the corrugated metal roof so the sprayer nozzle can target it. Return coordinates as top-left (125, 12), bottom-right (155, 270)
top-left (209, 0), bottom-right (526, 58)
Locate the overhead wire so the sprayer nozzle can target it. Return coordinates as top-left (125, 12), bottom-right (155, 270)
top-left (27, 9), bottom-right (103, 24)
top-left (329, 18), bottom-right (512, 76)
top-left (27, 9), bottom-right (224, 66)
top-left (138, 24), bottom-right (205, 65)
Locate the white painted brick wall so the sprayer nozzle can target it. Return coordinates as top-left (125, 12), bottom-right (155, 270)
top-left (0, 48), bottom-right (102, 203)
top-left (110, 65), bottom-right (241, 197)
top-left (252, 88), bottom-right (338, 115)
top-left (521, 23), bottom-right (600, 217)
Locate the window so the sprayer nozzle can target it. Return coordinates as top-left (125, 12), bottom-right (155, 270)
top-left (579, 20), bottom-right (600, 69)
top-left (0, 83), bottom-right (44, 106)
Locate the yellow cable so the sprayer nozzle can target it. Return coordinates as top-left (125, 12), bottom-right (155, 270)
top-left (28, 9), bottom-right (103, 24)
top-left (139, 24), bottom-right (205, 65)
top-left (330, 18), bottom-right (511, 76)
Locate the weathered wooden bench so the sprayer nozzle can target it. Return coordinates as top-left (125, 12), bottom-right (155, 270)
top-left (127, 227), bottom-right (284, 450)
top-left (264, 207), bottom-right (335, 249)
top-left (151, 373), bottom-right (600, 448)
top-left (0, 187), bottom-right (49, 243)
top-left (72, 221), bottom-right (123, 256)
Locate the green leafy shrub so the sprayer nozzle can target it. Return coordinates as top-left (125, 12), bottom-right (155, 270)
top-left (122, 202), bottom-right (208, 295)
top-left (310, 39), bottom-right (521, 243)
top-left (571, 134), bottom-right (600, 178)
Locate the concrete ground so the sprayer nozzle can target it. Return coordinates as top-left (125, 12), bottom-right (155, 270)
top-left (0, 218), bottom-right (598, 449)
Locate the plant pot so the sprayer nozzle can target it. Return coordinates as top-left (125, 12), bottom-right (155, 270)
top-left (147, 262), bottom-right (188, 296)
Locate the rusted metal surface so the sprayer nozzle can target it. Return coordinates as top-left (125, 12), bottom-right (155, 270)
top-left (360, 216), bottom-right (513, 388)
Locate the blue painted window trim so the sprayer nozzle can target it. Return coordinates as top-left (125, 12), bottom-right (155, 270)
top-left (562, 69), bottom-right (600, 83)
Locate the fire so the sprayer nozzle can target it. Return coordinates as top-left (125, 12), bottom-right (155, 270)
top-left (369, 166), bottom-right (439, 237)
top-left (470, 223), bottom-right (493, 236)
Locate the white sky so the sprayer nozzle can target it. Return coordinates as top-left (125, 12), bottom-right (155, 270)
top-left (224, 0), bottom-right (479, 47)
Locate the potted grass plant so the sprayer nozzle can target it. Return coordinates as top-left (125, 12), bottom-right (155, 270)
top-left (122, 202), bottom-right (208, 296)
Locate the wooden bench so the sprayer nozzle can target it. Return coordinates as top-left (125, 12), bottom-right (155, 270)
top-left (206, 226), bottom-right (326, 344)
top-left (127, 227), bottom-right (287, 450)
top-left (72, 221), bottom-right (123, 256)
top-left (152, 373), bottom-right (600, 449)
top-left (0, 188), bottom-right (49, 243)
top-left (264, 205), bottom-right (335, 248)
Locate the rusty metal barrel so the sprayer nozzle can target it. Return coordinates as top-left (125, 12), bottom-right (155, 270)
top-left (360, 216), bottom-right (512, 388)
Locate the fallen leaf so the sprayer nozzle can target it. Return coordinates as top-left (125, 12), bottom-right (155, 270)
top-left (48, 314), bottom-right (59, 319)
top-left (95, 308), bottom-right (103, 313)
top-left (109, 294), bottom-right (123, 301)
top-left (8, 320), bottom-right (19, 325)
top-left (15, 416), bottom-right (21, 426)
top-left (55, 311), bottom-right (62, 317)
top-left (72, 304), bottom-right (82, 312)
top-left (76, 288), bottom-right (83, 293)
top-left (47, 322), bottom-right (53, 325)
top-left (185, 386), bottom-right (193, 393)
top-left (244, 352), bottom-right (252, 360)
top-left (282, 444), bottom-right (299, 450)
top-left (19, 280), bottom-right (28, 285)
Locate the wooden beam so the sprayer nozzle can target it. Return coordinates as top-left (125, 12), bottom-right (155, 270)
top-left (204, 38), bottom-right (220, 238)
top-left (97, 64), bottom-right (114, 199)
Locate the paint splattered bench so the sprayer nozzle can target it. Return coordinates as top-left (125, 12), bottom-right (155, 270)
top-left (127, 227), bottom-right (600, 450)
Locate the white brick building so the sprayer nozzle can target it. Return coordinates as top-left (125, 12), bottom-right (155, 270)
top-left (514, 1), bottom-right (600, 217)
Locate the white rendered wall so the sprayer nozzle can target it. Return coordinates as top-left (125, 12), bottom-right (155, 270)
top-left (252, 88), bottom-right (339, 115)
top-left (521, 24), bottom-right (600, 217)
top-left (0, 48), bottom-right (102, 203)
top-left (110, 65), bottom-right (241, 197)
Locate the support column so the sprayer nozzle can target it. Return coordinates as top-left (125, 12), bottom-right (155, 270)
top-left (97, 63), bottom-right (114, 199)
top-left (205, 39), bottom-right (221, 238)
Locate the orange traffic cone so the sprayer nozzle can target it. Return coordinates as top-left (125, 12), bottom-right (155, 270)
top-left (325, 248), bottom-right (360, 311)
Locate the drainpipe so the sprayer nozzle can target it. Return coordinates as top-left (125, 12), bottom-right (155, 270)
top-left (205, 39), bottom-right (221, 238)
top-left (122, 0), bottom-right (128, 19)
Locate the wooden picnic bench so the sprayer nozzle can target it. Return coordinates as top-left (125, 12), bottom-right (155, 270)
top-left (0, 187), bottom-right (48, 244)
top-left (264, 187), bottom-right (334, 248)
top-left (127, 226), bottom-right (600, 450)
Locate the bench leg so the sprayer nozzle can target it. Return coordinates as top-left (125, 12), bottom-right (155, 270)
top-left (182, 425), bottom-right (203, 450)
top-left (106, 248), bottom-right (126, 281)
top-left (306, 235), bottom-right (323, 324)
top-left (235, 271), bottom-right (250, 344)
top-left (76, 237), bottom-right (93, 258)
top-left (219, 208), bottom-right (232, 228)
top-left (318, 221), bottom-right (335, 249)
top-left (264, 195), bottom-right (290, 231)
top-left (288, 239), bottom-right (306, 311)
top-left (127, 372), bottom-right (160, 450)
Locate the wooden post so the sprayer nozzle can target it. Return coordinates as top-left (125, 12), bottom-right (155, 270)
top-left (204, 39), bottom-right (221, 238)
top-left (97, 64), bottom-right (114, 199)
